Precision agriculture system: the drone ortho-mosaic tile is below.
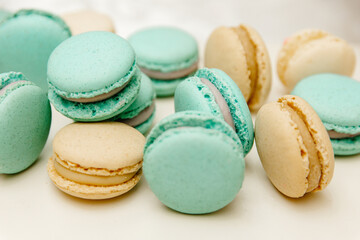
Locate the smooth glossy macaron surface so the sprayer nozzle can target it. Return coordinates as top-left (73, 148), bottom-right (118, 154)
top-left (0, 72), bottom-right (51, 174)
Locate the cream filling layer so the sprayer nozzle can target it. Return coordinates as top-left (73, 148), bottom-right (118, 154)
top-left (140, 61), bottom-right (198, 80)
top-left (327, 130), bottom-right (360, 139)
top-left (200, 78), bottom-right (235, 130)
top-left (121, 102), bottom-right (155, 127)
top-left (54, 160), bottom-right (137, 186)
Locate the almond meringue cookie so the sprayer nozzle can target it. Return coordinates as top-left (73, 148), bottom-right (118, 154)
top-left (47, 122), bottom-right (145, 200)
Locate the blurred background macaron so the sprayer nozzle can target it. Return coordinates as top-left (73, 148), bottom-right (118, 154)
top-left (255, 95), bottom-right (334, 198)
top-left (48, 31), bottom-right (141, 122)
top-left (0, 9), bottom-right (11, 21)
top-left (128, 26), bottom-right (199, 97)
top-left (277, 29), bottom-right (356, 90)
top-left (0, 72), bottom-right (51, 174)
top-left (175, 68), bottom-right (254, 155)
top-left (61, 9), bottom-right (115, 35)
top-left (0, 9), bottom-right (71, 91)
top-left (205, 24), bottom-right (272, 111)
top-left (144, 111), bottom-right (245, 214)
top-left (48, 122), bottom-right (145, 200)
top-left (292, 74), bottom-right (360, 156)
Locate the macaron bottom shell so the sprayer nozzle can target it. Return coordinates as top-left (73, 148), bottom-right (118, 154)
top-left (331, 136), bottom-right (360, 156)
top-left (151, 76), bottom-right (190, 97)
top-left (135, 110), bottom-right (156, 135)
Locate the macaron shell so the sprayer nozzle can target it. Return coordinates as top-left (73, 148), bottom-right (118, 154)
top-left (0, 9), bottom-right (71, 91)
top-left (135, 110), bottom-right (156, 135)
top-left (0, 82), bottom-right (51, 174)
top-left (205, 26), bottom-right (251, 100)
top-left (0, 9), bottom-right (11, 21)
top-left (331, 136), bottom-right (360, 156)
top-left (61, 10), bottom-right (115, 35)
top-left (144, 127), bottom-right (244, 214)
top-left (151, 77), bottom-right (188, 97)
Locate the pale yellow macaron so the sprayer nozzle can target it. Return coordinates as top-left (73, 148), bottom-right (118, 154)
top-left (277, 29), bottom-right (356, 90)
top-left (62, 10), bottom-right (115, 35)
top-left (255, 95), bottom-right (334, 198)
top-left (205, 24), bottom-right (272, 111)
top-left (47, 122), bottom-right (145, 200)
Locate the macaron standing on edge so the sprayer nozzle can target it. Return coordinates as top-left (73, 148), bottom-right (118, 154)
top-left (129, 26), bottom-right (199, 97)
top-left (0, 9), bottom-right (71, 91)
top-left (205, 24), bottom-right (272, 111)
top-left (144, 111), bottom-right (245, 214)
top-left (255, 95), bottom-right (334, 198)
top-left (0, 72), bottom-right (51, 174)
top-left (175, 68), bottom-right (254, 155)
top-left (292, 73), bottom-right (360, 155)
top-left (277, 29), bottom-right (356, 90)
top-left (48, 122), bottom-right (145, 200)
top-left (47, 31), bottom-right (141, 122)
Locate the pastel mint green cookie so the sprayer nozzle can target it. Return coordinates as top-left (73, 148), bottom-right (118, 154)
top-left (175, 68), bottom-right (254, 155)
top-left (292, 73), bottom-right (360, 155)
top-left (144, 111), bottom-right (245, 214)
top-left (0, 72), bottom-right (51, 174)
top-left (0, 9), bottom-right (71, 91)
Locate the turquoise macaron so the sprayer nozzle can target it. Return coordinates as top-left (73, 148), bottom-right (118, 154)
top-left (113, 73), bottom-right (156, 135)
top-left (48, 31), bottom-right (141, 122)
top-left (0, 9), bottom-right (11, 21)
top-left (0, 9), bottom-right (71, 91)
top-left (144, 111), bottom-right (245, 214)
top-left (292, 73), bottom-right (360, 155)
top-left (0, 72), bottom-right (51, 174)
top-left (174, 68), bottom-right (254, 155)
top-left (128, 26), bottom-right (199, 97)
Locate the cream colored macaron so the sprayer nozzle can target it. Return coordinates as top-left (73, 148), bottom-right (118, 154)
top-left (62, 10), bottom-right (115, 35)
top-left (255, 95), bottom-right (334, 198)
top-left (47, 122), bottom-right (145, 200)
top-left (205, 24), bottom-right (272, 111)
top-left (277, 29), bottom-right (356, 90)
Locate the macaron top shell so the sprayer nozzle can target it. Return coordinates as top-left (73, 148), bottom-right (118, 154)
top-left (128, 26), bottom-right (198, 72)
top-left (48, 31), bottom-right (136, 99)
top-left (53, 122), bottom-right (145, 170)
top-left (292, 74), bottom-right (360, 133)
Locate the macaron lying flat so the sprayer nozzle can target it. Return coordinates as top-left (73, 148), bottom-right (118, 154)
top-left (0, 9), bottom-right (71, 91)
top-left (175, 68), bottom-right (254, 155)
top-left (0, 72), bottom-right (51, 174)
top-left (62, 9), bottom-right (115, 35)
top-left (205, 24), bottom-right (272, 111)
top-left (48, 31), bottom-right (141, 122)
top-left (277, 29), bottom-right (356, 90)
top-left (292, 74), bottom-right (360, 155)
top-left (129, 26), bottom-right (199, 97)
top-left (144, 111), bottom-right (245, 214)
top-left (114, 73), bottom-right (156, 135)
top-left (255, 95), bottom-right (334, 198)
top-left (48, 122), bottom-right (145, 199)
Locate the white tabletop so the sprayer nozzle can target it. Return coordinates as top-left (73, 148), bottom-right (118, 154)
top-left (1, 1), bottom-right (360, 239)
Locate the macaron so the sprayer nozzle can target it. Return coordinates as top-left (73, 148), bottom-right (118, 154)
top-left (277, 29), bottom-right (356, 90)
top-left (255, 95), bottom-right (334, 198)
top-left (128, 26), bottom-right (199, 97)
top-left (113, 73), bottom-right (156, 135)
top-left (0, 9), bottom-right (71, 91)
top-left (48, 31), bottom-right (141, 122)
top-left (0, 72), bottom-right (51, 174)
top-left (47, 122), bottom-right (145, 200)
top-left (0, 9), bottom-right (11, 21)
top-left (62, 9), bottom-right (115, 35)
top-left (292, 74), bottom-right (360, 155)
top-left (144, 111), bottom-right (245, 214)
top-left (174, 68), bottom-right (254, 155)
top-left (204, 24), bottom-right (272, 111)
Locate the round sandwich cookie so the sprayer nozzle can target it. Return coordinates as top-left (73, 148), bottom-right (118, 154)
top-left (255, 95), bottom-right (334, 198)
top-left (128, 26), bottom-right (199, 97)
top-left (174, 68), bottom-right (254, 155)
top-left (0, 72), bottom-right (51, 174)
top-left (48, 31), bottom-right (141, 122)
top-left (48, 122), bottom-right (145, 200)
top-left (144, 111), bottom-right (245, 214)
top-left (204, 24), bottom-right (272, 111)
top-left (62, 9), bottom-right (115, 35)
top-left (113, 73), bottom-right (156, 135)
top-left (277, 29), bottom-right (356, 90)
top-left (0, 9), bottom-right (71, 91)
top-left (292, 74), bottom-right (360, 155)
